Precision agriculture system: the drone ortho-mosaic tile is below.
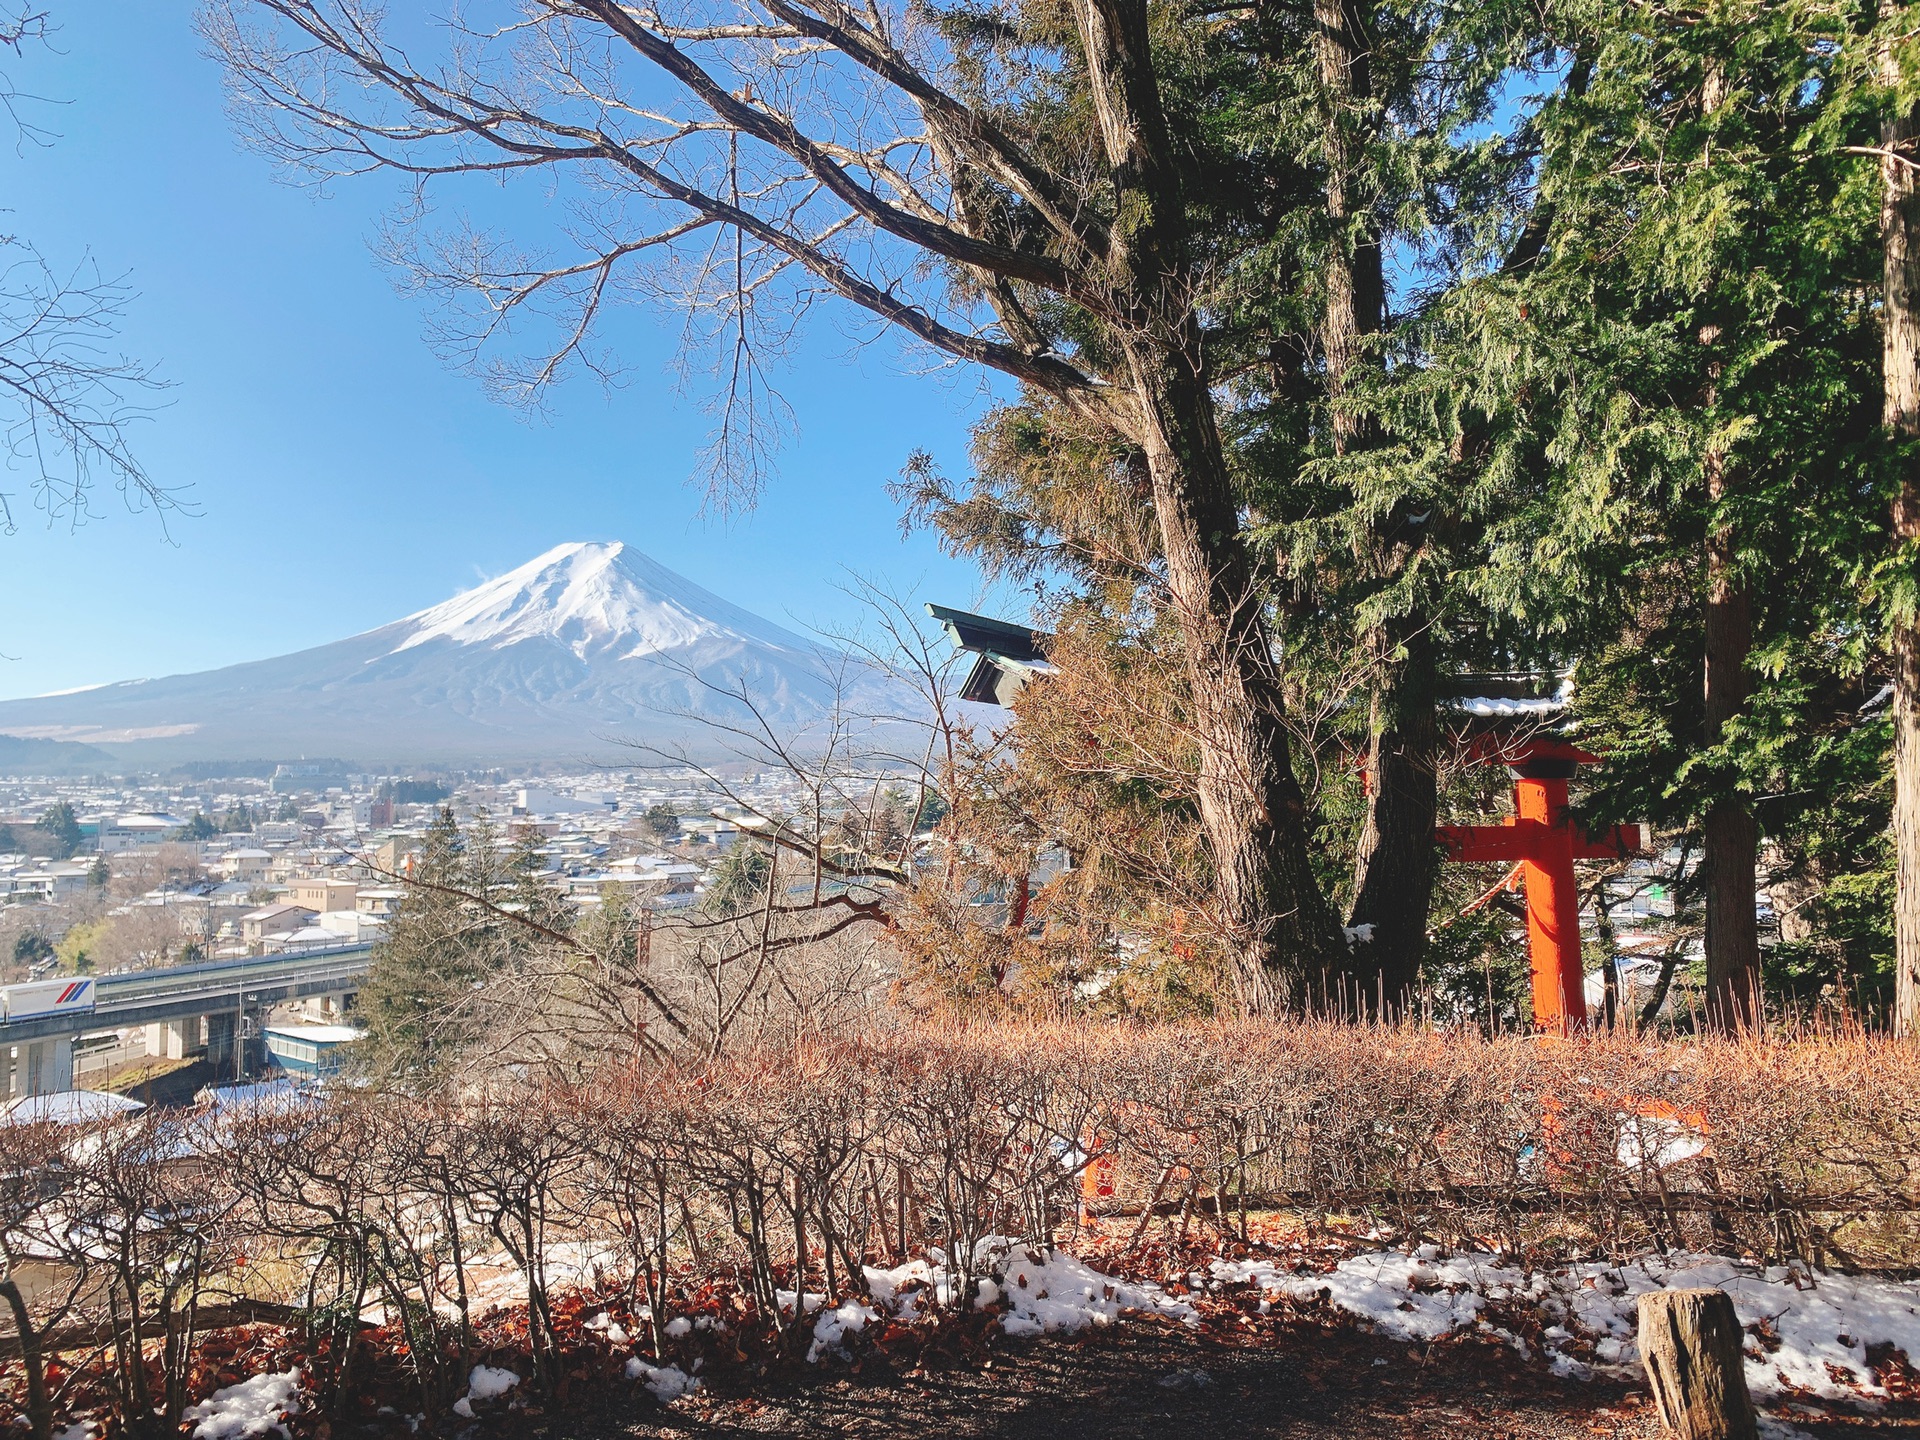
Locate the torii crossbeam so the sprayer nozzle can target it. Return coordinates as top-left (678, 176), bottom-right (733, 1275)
top-left (1436, 737), bottom-right (1641, 1033)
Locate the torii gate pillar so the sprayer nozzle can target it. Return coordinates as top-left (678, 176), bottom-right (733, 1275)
top-left (1434, 739), bottom-right (1640, 1034)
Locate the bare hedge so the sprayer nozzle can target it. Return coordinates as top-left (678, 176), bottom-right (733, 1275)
top-left (1, 1023), bottom-right (1915, 1432)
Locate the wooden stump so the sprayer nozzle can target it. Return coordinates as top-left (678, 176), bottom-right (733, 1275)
top-left (1636, 1288), bottom-right (1758, 1440)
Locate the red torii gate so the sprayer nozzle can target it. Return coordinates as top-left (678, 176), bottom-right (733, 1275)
top-left (1435, 736), bottom-right (1641, 1034)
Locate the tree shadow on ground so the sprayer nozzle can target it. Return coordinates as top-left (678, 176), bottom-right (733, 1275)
top-left (535, 1320), bottom-right (1679, 1440)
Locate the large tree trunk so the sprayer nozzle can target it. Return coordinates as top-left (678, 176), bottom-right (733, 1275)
top-left (1884, 12), bottom-right (1920, 1040)
top-left (1701, 345), bottom-right (1761, 1031)
top-left (1126, 337), bottom-right (1350, 1007)
top-left (1313, 0), bottom-right (1385, 455)
top-left (1315, 0), bottom-right (1437, 1013)
top-left (1076, 0), bottom-right (1348, 1006)
top-left (1347, 624), bottom-right (1438, 1015)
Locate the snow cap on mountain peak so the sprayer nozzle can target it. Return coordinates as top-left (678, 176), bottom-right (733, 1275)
top-left (391, 540), bottom-right (813, 660)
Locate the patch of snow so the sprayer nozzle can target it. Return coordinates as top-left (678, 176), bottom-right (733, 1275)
top-left (1217, 1247), bottom-right (1514, 1343)
top-left (665, 1315), bottom-right (693, 1338)
top-left (625, 1357), bottom-right (700, 1401)
top-left (183, 1368), bottom-right (302, 1440)
top-left (987, 1241), bottom-right (1195, 1338)
top-left (585, 1310), bottom-right (631, 1346)
top-left (1449, 695), bottom-right (1566, 718)
top-left (808, 1297), bottom-right (880, 1361)
top-left (452, 1365), bottom-right (519, 1417)
top-left (1615, 1112), bottom-right (1709, 1169)
top-left (864, 1258), bottom-right (937, 1318)
top-left (859, 1244), bottom-right (1190, 1344)
top-left (1213, 1247), bottom-right (1920, 1402)
top-left (466, 1364), bottom-right (521, 1401)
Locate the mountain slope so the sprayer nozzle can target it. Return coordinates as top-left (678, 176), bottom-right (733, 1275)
top-left (0, 734), bottom-right (116, 776)
top-left (0, 543), bottom-right (894, 765)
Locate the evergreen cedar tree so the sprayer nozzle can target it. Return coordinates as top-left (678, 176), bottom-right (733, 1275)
top-left (357, 809), bottom-right (570, 1071)
top-left (208, 0), bottom-right (1920, 1028)
top-left (33, 803), bottom-right (82, 860)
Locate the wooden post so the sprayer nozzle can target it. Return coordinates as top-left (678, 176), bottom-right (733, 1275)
top-left (1637, 1289), bottom-right (1757, 1440)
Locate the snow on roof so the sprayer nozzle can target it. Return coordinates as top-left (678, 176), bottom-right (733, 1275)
top-left (198, 1077), bottom-right (317, 1112)
top-left (265, 1023), bottom-right (366, 1045)
top-left (2, 1089), bottom-right (146, 1125)
top-left (1446, 695), bottom-right (1567, 718)
top-left (243, 903), bottom-right (313, 920)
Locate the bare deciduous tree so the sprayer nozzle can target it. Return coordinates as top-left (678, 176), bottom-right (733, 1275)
top-left (0, 5), bottom-right (173, 534)
top-left (0, 1118), bottom-right (92, 1440)
top-left (202, 0), bottom-right (1347, 1006)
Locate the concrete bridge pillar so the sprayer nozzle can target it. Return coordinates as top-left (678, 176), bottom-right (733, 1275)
top-left (304, 992), bottom-right (357, 1022)
top-left (144, 1017), bottom-right (203, 1060)
top-left (17, 1038), bottom-right (74, 1097)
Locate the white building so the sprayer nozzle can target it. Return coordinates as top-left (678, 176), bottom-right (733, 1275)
top-left (97, 815), bottom-right (188, 853)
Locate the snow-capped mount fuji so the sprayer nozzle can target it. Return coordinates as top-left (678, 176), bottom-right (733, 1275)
top-left (0, 542), bottom-right (894, 765)
top-left (391, 541), bottom-right (817, 662)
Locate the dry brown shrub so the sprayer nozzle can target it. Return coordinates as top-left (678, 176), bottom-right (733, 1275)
top-left (14, 1025), bottom-right (1916, 1428)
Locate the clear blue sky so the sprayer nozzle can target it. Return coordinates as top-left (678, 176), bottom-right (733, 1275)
top-left (0, 4), bottom-right (1009, 701)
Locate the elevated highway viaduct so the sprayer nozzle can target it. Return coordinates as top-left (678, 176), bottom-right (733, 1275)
top-left (0, 942), bottom-right (373, 1096)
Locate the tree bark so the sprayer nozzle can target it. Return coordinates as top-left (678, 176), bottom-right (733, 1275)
top-left (1692, 56), bottom-right (1761, 1031)
top-left (1702, 381), bottom-right (1760, 1031)
top-left (1883, 7), bottom-right (1920, 1039)
top-left (1313, 0), bottom-right (1384, 454)
top-left (1314, 0), bottom-right (1437, 1012)
top-left (1636, 1289), bottom-right (1757, 1440)
top-left (1076, 0), bottom-right (1348, 1004)
top-left (1125, 337), bottom-right (1349, 1006)
top-left (0, 1277), bottom-right (51, 1440)
top-left (1347, 622), bottom-right (1438, 1016)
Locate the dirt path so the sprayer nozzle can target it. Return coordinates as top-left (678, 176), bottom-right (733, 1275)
top-left (530, 1319), bottom-right (1674, 1439)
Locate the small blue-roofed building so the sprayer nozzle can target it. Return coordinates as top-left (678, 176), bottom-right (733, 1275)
top-left (263, 1023), bottom-right (364, 1077)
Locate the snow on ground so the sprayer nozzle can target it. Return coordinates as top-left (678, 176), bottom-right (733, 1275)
top-left (984, 1242), bottom-right (1196, 1338)
top-left (625, 1357), bottom-right (701, 1401)
top-left (451, 1365), bottom-right (520, 1418)
top-left (769, 1239), bottom-right (1194, 1352)
top-left (585, 1309), bottom-right (631, 1345)
top-left (808, 1297), bottom-right (881, 1361)
top-left (457, 1241), bottom-right (621, 1314)
top-left (1212, 1245), bottom-right (1920, 1401)
top-left (1215, 1248), bottom-right (1513, 1343)
top-left (182, 1369), bottom-right (302, 1440)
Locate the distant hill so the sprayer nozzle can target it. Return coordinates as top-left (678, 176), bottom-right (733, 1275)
top-left (0, 542), bottom-right (907, 766)
top-left (0, 733), bottom-right (114, 775)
